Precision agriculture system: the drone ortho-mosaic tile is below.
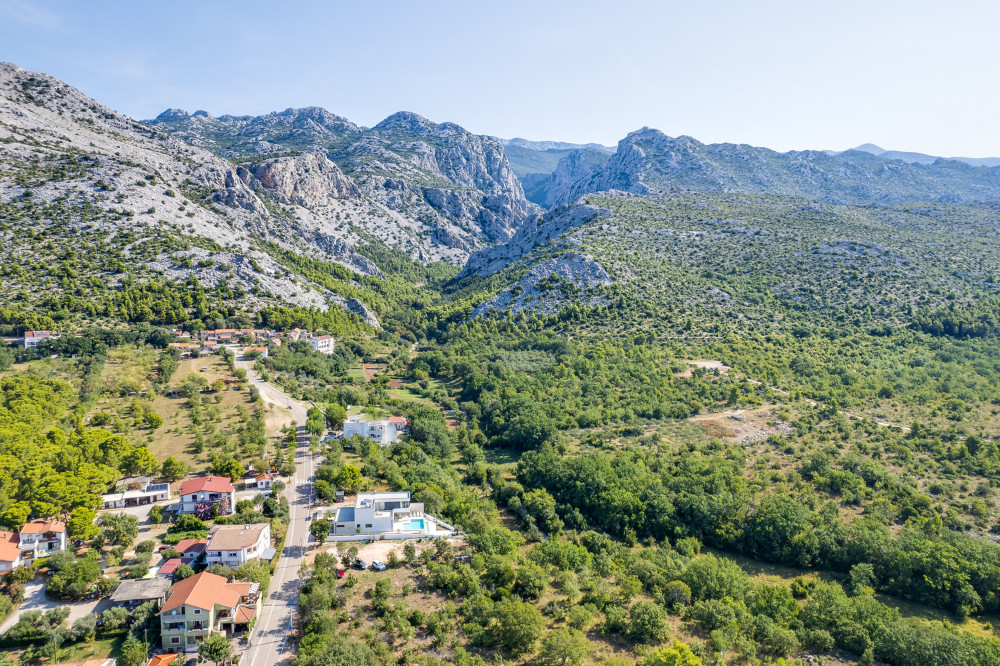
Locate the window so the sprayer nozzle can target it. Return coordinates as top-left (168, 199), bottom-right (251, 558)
top-left (171, 637), bottom-right (180, 644)
top-left (365, 524), bottom-right (372, 528)
top-left (193, 609), bottom-right (201, 615)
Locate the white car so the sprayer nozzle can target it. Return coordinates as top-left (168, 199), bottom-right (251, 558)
top-left (370, 561), bottom-right (386, 571)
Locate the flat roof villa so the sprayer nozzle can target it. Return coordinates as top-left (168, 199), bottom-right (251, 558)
top-left (330, 491), bottom-right (451, 536)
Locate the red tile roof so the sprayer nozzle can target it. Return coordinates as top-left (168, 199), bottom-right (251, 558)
top-left (160, 572), bottom-right (242, 612)
top-left (179, 476), bottom-right (234, 495)
top-left (19, 519), bottom-right (66, 535)
top-left (173, 538), bottom-right (208, 555)
top-left (0, 531), bottom-right (19, 563)
top-left (158, 558), bottom-right (182, 576)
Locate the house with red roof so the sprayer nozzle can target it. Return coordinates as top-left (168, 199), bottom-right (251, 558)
top-left (178, 476), bottom-right (235, 516)
top-left (0, 531), bottom-right (21, 573)
top-left (18, 519), bottom-right (66, 560)
top-left (159, 571), bottom-right (261, 652)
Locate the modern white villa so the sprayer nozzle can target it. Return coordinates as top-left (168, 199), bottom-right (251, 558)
top-left (342, 415), bottom-right (410, 446)
top-left (331, 491), bottom-right (431, 535)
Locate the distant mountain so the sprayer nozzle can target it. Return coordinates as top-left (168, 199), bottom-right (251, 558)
top-left (498, 137), bottom-right (615, 153)
top-left (547, 128), bottom-right (1000, 206)
top-left (837, 143), bottom-right (1000, 168)
top-left (149, 109), bottom-right (531, 253)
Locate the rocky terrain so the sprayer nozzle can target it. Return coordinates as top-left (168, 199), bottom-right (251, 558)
top-left (148, 108), bottom-right (533, 258)
top-left (0, 62), bottom-right (382, 322)
top-left (520, 128), bottom-right (1000, 208)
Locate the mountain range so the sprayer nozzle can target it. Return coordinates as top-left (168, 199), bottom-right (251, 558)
top-left (9, 59), bottom-right (1000, 330)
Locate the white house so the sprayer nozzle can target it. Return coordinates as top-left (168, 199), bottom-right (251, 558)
top-left (102, 477), bottom-right (171, 509)
top-left (204, 523), bottom-right (271, 567)
top-left (331, 491), bottom-right (426, 535)
top-left (309, 335), bottom-right (334, 354)
top-left (178, 476), bottom-right (236, 516)
top-left (18, 519), bottom-right (66, 560)
top-left (243, 346), bottom-right (268, 359)
top-left (343, 414), bottom-right (407, 446)
top-left (23, 330), bottom-right (57, 349)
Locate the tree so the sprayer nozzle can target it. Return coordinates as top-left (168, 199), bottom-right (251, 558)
top-left (538, 627), bottom-right (591, 666)
top-left (122, 447), bottom-right (159, 475)
top-left (198, 633), bottom-right (233, 665)
top-left (325, 403), bottom-right (347, 429)
top-left (310, 519), bottom-right (332, 546)
top-left (161, 456), bottom-right (187, 481)
top-left (490, 598), bottom-right (544, 656)
top-left (101, 606), bottom-right (129, 631)
top-left (143, 410), bottom-right (164, 429)
top-left (150, 505), bottom-right (164, 524)
top-left (337, 465), bottom-right (363, 493)
top-left (212, 457), bottom-right (246, 481)
top-left (66, 507), bottom-right (98, 539)
top-left (629, 601), bottom-right (669, 642)
top-left (119, 633), bottom-right (147, 666)
top-left (173, 563), bottom-right (195, 582)
top-left (643, 639), bottom-right (703, 666)
top-left (98, 513), bottom-right (139, 546)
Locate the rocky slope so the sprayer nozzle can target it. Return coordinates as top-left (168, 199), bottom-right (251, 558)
top-left (0, 62), bottom-right (380, 324)
top-left (148, 108), bottom-right (534, 258)
top-left (555, 128), bottom-right (1000, 206)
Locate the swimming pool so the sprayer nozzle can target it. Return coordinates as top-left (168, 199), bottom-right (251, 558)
top-left (404, 518), bottom-right (425, 530)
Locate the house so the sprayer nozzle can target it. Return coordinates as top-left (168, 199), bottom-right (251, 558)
top-left (243, 346), bottom-right (268, 359)
top-left (24, 330), bottom-right (57, 349)
top-left (253, 473), bottom-right (273, 491)
top-left (204, 523), bottom-right (271, 567)
top-left (109, 578), bottom-right (172, 608)
top-left (146, 655), bottom-right (179, 666)
top-left (158, 558), bottom-right (183, 580)
top-left (0, 531), bottom-right (21, 572)
top-left (101, 477), bottom-right (171, 509)
top-left (331, 491), bottom-right (426, 535)
top-left (172, 538), bottom-right (208, 565)
top-left (159, 571), bottom-right (261, 653)
top-left (178, 476), bottom-right (235, 516)
top-left (18, 519), bottom-right (66, 561)
top-left (308, 335), bottom-right (334, 354)
top-left (343, 414), bottom-right (400, 446)
top-left (388, 416), bottom-right (411, 435)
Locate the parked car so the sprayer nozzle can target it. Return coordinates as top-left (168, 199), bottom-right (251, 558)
top-left (370, 561), bottom-right (386, 571)
top-left (335, 569), bottom-right (345, 578)
top-left (354, 559), bottom-right (367, 570)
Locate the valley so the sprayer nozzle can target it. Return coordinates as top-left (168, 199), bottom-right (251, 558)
top-left (4, 59), bottom-right (1000, 666)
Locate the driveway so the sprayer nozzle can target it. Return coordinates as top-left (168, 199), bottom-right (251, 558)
top-left (0, 578), bottom-right (109, 635)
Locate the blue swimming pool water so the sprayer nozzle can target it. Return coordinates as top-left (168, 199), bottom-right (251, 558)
top-left (406, 519), bottom-right (425, 530)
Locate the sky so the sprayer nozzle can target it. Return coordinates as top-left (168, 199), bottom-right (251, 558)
top-left (1, 0), bottom-right (998, 156)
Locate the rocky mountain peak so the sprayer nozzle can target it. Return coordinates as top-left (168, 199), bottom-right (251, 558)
top-left (374, 111), bottom-right (436, 134)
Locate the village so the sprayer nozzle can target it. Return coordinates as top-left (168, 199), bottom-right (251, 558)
top-left (0, 327), bottom-right (464, 665)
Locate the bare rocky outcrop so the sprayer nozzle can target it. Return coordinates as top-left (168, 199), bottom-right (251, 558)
top-left (239, 152), bottom-right (359, 206)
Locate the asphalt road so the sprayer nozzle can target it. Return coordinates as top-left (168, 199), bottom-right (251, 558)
top-left (237, 355), bottom-right (314, 666)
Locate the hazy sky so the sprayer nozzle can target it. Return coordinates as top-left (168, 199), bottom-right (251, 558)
top-left (1, 0), bottom-right (997, 156)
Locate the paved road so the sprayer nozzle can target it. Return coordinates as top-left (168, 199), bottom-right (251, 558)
top-left (236, 355), bottom-right (315, 666)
